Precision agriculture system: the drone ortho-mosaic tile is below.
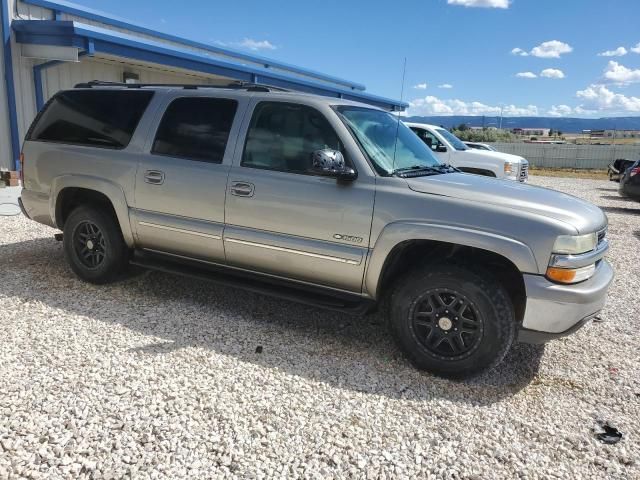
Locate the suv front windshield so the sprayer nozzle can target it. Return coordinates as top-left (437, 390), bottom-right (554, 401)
top-left (336, 106), bottom-right (441, 175)
top-left (435, 127), bottom-right (468, 151)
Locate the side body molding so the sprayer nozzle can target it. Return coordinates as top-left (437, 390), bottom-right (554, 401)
top-left (50, 175), bottom-right (135, 247)
top-left (364, 221), bottom-right (539, 298)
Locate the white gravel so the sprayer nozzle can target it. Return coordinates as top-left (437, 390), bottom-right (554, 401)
top-left (0, 176), bottom-right (638, 479)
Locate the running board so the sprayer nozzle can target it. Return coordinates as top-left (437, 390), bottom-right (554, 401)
top-left (130, 251), bottom-right (374, 315)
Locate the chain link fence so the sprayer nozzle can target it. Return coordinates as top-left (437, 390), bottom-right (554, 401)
top-left (488, 143), bottom-right (640, 169)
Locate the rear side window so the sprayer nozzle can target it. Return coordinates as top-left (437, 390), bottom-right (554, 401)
top-left (28, 90), bottom-right (153, 149)
top-left (151, 97), bottom-right (238, 163)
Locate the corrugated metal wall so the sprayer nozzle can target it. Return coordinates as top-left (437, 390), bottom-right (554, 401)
top-left (40, 56), bottom-right (226, 101)
top-left (2, 0), bottom-right (50, 169)
top-left (490, 143), bottom-right (640, 169)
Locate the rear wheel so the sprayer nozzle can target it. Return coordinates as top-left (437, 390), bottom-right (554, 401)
top-left (63, 206), bottom-right (128, 284)
top-left (389, 264), bottom-right (515, 379)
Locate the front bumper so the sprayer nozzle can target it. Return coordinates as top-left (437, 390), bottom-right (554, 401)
top-left (620, 180), bottom-right (640, 200)
top-left (517, 260), bottom-right (614, 344)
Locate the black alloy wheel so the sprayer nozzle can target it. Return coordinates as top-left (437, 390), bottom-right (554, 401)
top-left (73, 221), bottom-right (107, 269)
top-left (410, 289), bottom-right (484, 360)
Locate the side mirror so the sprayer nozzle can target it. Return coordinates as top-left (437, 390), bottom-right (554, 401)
top-left (435, 145), bottom-right (448, 153)
top-left (311, 149), bottom-right (357, 181)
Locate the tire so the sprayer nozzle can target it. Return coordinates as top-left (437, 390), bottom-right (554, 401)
top-left (389, 264), bottom-right (515, 379)
top-left (63, 205), bottom-right (128, 284)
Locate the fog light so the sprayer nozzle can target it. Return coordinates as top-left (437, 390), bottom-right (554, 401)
top-left (546, 264), bottom-right (596, 284)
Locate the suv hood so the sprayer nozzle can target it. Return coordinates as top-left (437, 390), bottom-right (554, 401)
top-left (466, 149), bottom-right (526, 164)
top-left (406, 173), bottom-right (606, 234)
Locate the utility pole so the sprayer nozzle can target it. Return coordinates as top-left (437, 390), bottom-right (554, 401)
top-left (499, 106), bottom-right (504, 130)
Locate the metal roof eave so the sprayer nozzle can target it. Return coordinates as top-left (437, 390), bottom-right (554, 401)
top-left (13, 20), bottom-right (408, 111)
top-left (21, 0), bottom-right (367, 92)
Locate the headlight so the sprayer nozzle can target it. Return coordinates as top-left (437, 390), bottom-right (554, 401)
top-left (553, 233), bottom-right (597, 255)
top-left (504, 162), bottom-right (516, 176)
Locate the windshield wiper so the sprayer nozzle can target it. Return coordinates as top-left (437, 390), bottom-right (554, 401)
top-left (393, 164), bottom-right (458, 177)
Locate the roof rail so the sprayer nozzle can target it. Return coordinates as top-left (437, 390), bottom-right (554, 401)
top-left (73, 80), bottom-right (290, 92)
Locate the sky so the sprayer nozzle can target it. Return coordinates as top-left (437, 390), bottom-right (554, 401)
top-left (79, 0), bottom-right (640, 118)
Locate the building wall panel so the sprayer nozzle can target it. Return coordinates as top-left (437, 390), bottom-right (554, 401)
top-left (11, 0), bottom-right (51, 20)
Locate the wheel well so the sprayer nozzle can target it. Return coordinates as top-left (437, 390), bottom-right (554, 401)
top-left (458, 167), bottom-right (497, 177)
top-left (377, 240), bottom-right (526, 324)
top-left (55, 188), bottom-right (118, 229)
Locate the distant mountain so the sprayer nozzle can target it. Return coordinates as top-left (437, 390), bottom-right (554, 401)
top-left (404, 116), bottom-right (640, 133)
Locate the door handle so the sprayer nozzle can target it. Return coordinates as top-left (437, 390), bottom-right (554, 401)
top-left (144, 170), bottom-right (165, 185)
top-left (230, 181), bottom-right (255, 197)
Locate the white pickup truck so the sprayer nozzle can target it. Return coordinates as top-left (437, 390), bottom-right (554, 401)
top-left (405, 122), bottom-right (528, 182)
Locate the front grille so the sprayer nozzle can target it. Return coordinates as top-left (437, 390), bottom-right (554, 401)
top-left (519, 163), bottom-right (529, 182)
top-left (597, 227), bottom-right (607, 244)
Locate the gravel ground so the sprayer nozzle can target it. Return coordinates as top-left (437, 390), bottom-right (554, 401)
top-left (0, 176), bottom-right (638, 479)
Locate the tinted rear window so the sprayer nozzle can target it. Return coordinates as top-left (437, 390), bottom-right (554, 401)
top-left (28, 90), bottom-right (154, 149)
top-left (151, 97), bottom-right (238, 163)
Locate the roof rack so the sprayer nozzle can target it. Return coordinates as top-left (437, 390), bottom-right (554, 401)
top-left (73, 80), bottom-right (290, 92)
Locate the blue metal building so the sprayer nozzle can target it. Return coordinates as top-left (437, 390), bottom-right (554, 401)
top-left (0, 0), bottom-right (406, 171)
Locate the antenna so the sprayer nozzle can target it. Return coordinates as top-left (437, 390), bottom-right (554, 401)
top-left (392, 57), bottom-right (407, 173)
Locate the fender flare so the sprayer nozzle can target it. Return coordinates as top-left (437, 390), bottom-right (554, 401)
top-left (364, 221), bottom-right (539, 298)
top-left (49, 175), bottom-right (135, 247)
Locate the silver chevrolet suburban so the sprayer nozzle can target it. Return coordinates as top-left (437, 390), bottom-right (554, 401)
top-left (19, 82), bottom-right (613, 378)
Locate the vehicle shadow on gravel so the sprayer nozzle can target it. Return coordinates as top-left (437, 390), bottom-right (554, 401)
top-left (599, 195), bottom-right (636, 202)
top-left (0, 237), bottom-right (546, 406)
top-left (600, 206), bottom-right (640, 215)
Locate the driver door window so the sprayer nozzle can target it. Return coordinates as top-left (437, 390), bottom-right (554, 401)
top-left (242, 102), bottom-right (345, 174)
top-left (411, 127), bottom-right (442, 152)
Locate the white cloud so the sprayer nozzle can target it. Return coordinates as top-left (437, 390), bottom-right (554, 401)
top-left (503, 104), bottom-right (540, 116)
top-left (511, 48), bottom-right (529, 57)
top-left (540, 68), bottom-right (565, 79)
top-left (603, 61), bottom-right (640, 85)
top-left (447, 0), bottom-right (510, 8)
top-left (531, 40), bottom-right (573, 58)
top-left (631, 43), bottom-right (640, 54)
top-left (598, 47), bottom-right (627, 57)
top-left (511, 41), bottom-right (573, 58)
top-left (438, 83), bottom-right (453, 89)
top-left (516, 69), bottom-right (565, 79)
top-left (574, 106), bottom-right (596, 115)
top-left (576, 84), bottom-right (640, 113)
top-left (413, 83), bottom-right (428, 90)
top-left (407, 95), bottom-right (538, 117)
top-left (216, 38), bottom-right (277, 51)
top-left (238, 38), bottom-right (277, 51)
top-left (548, 105), bottom-right (573, 117)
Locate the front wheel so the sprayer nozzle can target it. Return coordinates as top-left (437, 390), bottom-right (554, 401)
top-left (63, 206), bottom-right (128, 284)
top-left (389, 265), bottom-right (516, 379)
